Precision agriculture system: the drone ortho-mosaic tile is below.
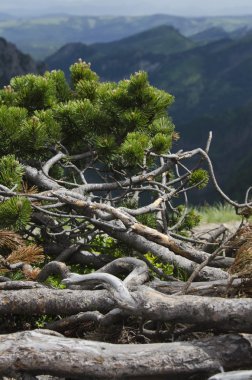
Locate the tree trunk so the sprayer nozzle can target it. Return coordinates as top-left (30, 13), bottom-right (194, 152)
top-left (0, 287), bottom-right (251, 333)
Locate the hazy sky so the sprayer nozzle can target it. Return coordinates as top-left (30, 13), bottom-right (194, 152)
top-left (1, 0), bottom-right (252, 17)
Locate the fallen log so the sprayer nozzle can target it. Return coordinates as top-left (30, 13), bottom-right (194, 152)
top-left (0, 330), bottom-right (251, 379)
top-left (1, 285), bottom-right (252, 333)
top-left (0, 288), bottom-right (115, 316)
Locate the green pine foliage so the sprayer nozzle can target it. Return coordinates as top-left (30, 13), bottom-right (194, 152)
top-left (150, 116), bottom-right (174, 135)
top-left (18, 111), bottom-right (61, 157)
top-left (10, 74), bottom-right (57, 111)
top-left (0, 197), bottom-right (32, 231)
top-left (169, 205), bottom-right (201, 232)
top-left (151, 133), bottom-right (172, 154)
top-left (0, 62), bottom-right (177, 233)
top-left (0, 155), bottom-right (23, 190)
top-left (120, 132), bottom-right (149, 164)
top-left (76, 79), bottom-right (98, 102)
top-left (70, 60), bottom-right (99, 87)
top-left (0, 85), bottom-right (17, 106)
top-left (44, 70), bottom-right (72, 103)
top-left (0, 61), bottom-right (175, 167)
top-left (189, 169), bottom-right (209, 189)
top-left (0, 106), bottom-right (27, 156)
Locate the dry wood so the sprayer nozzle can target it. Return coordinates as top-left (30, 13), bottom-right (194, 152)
top-left (100, 225), bottom-right (229, 281)
top-left (149, 278), bottom-right (245, 297)
top-left (0, 285), bottom-right (251, 333)
top-left (0, 330), bottom-right (251, 379)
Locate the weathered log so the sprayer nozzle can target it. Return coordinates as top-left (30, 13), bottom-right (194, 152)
top-left (132, 287), bottom-right (252, 332)
top-left (131, 222), bottom-right (233, 267)
top-left (0, 330), bottom-right (251, 379)
top-left (0, 281), bottom-right (45, 290)
top-left (201, 225), bottom-right (227, 252)
top-left (0, 286), bottom-right (251, 332)
top-left (0, 288), bottom-right (115, 316)
top-left (149, 278), bottom-right (244, 297)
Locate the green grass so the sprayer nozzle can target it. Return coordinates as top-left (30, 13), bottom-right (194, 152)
top-left (197, 203), bottom-right (244, 224)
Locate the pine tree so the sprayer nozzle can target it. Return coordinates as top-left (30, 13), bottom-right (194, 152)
top-left (0, 60), bottom-right (210, 272)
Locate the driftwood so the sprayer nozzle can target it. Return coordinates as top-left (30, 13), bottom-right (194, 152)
top-left (0, 283), bottom-right (251, 333)
top-left (0, 330), bottom-right (251, 379)
top-left (149, 278), bottom-right (246, 296)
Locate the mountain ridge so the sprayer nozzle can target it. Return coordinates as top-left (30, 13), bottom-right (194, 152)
top-left (1, 13), bottom-right (252, 59)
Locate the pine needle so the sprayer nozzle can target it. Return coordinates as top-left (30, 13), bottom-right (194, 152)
top-left (7, 244), bottom-right (45, 265)
top-left (0, 229), bottom-right (25, 251)
top-left (22, 265), bottom-right (41, 280)
top-left (22, 181), bottom-right (39, 195)
top-left (229, 224), bottom-right (252, 278)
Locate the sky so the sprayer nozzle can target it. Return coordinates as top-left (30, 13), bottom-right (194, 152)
top-left (1, 0), bottom-right (252, 17)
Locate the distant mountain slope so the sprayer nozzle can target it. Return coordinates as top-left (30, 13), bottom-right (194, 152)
top-left (178, 103), bottom-right (252, 202)
top-left (2, 14), bottom-right (252, 59)
top-left (46, 25), bottom-right (196, 79)
top-left (191, 27), bottom-right (230, 43)
top-left (102, 25), bottom-right (195, 54)
top-left (0, 37), bottom-right (45, 87)
top-left (149, 33), bottom-right (252, 122)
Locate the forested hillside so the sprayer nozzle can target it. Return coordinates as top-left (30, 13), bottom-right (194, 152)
top-left (46, 25), bottom-right (196, 79)
top-left (0, 37), bottom-right (44, 87)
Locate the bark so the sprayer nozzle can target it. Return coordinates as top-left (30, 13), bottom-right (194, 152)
top-left (0, 330), bottom-right (251, 379)
top-left (0, 288), bottom-right (115, 316)
top-left (149, 278), bottom-right (245, 297)
top-left (132, 287), bottom-right (252, 332)
top-left (25, 160), bottom-right (173, 194)
top-left (131, 222), bottom-right (232, 268)
top-left (0, 286), bottom-right (251, 333)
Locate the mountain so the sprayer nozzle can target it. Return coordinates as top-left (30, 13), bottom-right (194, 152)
top-left (191, 27), bottom-right (230, 43)
top-left (101, 25), bottom-right (196, 55)
top-left (1, 14), bottom-right (252, 59)
top-left (0, 38), bottom-right (45, 88)
top-left (45, 26), bottom-right (252, 202)
top-left (148, 34), bottom-right (252, 122)
top-left (46, 25), bottom-right (196, 79)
